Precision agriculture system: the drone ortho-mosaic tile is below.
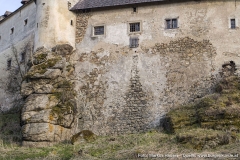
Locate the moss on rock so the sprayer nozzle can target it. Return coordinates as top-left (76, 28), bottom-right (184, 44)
top-left (25, 57), bottom-right (61, 78)
top-left (163, 75), bottom-right (240, 149)
top-left (71, 130), bottom-right (96, 144)
top-left (176, 128), bottom-right (236, 150)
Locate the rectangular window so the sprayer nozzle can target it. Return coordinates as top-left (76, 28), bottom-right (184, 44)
top-left (166, 18), bottom-right (178, 29)
top-left (24, 19), bottom-right (28, 26)
top-left (93, 26), bottom-right (104, 36)
top-left (130, 37), bottom-right (139, 48)
top-left (20, 52), bottom-right (26, 62)
top-left (129, 22), bottom-right (140, 32)
top-left (133, 7), bottom-right (137, 13)
top-left (10, 27), bottom-right (14, 34)
top-left (231, 19), bottom-right (236, 29)
top-left (7, 59), bottom-right (11, 69)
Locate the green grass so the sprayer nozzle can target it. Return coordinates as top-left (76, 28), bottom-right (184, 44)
top-left (0, 131), bottom-right (239, 160)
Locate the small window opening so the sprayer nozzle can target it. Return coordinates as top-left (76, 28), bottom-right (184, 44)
top-left (37, 23), bottom-right (38, 28)
top-left (166, 18), bottom-right (178, 29)
top-left (70, 20), bottom-right (73, 26)
top-left (0, 36), bottom-right (1, 40)
top-left (130, 36), bottom-right (139, 48)
top-left (231, 19), bottom-right (236, 29)
top-left (93, 26), bottom-right (104, 36)
top-left (10, 27), bottom-right (14, 34)
top-left (20, 52), bottom-right (26, 62)
top-left (24, 19), bottom-right (28, 26)
top-left (133, 7), bottom-right (137, 13)
top-left (129, 22), bottom-right (140, 32)
top-left (7, 59), bottom-right (12, 69)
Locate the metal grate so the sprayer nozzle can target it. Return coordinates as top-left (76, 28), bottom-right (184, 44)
top-left (231, 19), bottom-right (236, 29)
top-left (166, 19), bottom-right (178, 29)
top-left (94, 26), bottom-right (104, 35)
top-left (130, 37), bottom-right (139, 48)
top-left (130, 23), bottom-right (140, 32)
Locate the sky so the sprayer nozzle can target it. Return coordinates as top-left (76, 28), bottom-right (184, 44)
top-left (0, 0), bottom-right (21, 15)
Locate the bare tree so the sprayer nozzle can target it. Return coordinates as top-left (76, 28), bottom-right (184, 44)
top-left (0, 42), bottom-right (33, 113)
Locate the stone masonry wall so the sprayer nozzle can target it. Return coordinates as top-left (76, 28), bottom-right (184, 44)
top-left (153, 37), bottom-right (217, 107)
top-left (73, 1), bottom-right (240, 135)
top-left (76, 13), bottom-right (92, 43)
top-left (75, 37), bottom-right (216, 135)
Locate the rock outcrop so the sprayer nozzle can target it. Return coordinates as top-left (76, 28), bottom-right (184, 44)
top-left (21, 44), bottom-right (77, 147)
top-left (162, 63), bottom-right (240, 149)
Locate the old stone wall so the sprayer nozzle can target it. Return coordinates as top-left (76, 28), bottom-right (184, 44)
top-left (75, 37), bottom-right (216, 135)
top-left (74, 0), bottom-right (240, 135)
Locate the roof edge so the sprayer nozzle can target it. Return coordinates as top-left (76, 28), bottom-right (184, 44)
top-left (70, 0), bottom-right (165, 11)
top-left (0, 0), bottom-right (35, 25)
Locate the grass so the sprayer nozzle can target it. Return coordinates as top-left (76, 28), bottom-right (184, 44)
top-left (0, 130), bottom-right (239, 160)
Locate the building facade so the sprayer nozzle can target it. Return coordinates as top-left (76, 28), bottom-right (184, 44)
top-left (1, 0), bottom-right (240, 145)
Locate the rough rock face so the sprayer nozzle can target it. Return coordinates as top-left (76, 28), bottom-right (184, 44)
top-left (21, 44), bottom-right (77, 147)
top-left (162, 63), bottom-right (240, 149)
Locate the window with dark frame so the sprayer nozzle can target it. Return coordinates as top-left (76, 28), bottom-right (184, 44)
top-left (10, 27), bottom-right (14, 34)
top-left (231, 19), bottom-right (236, 29)
top-left (7, 59), bottom-right (12, 69)
top-left (133, 7), bottom-right (137, 13)
top-left (20, 52), bottom-right (26, 62)
top-left (94, 26), bottom-right (104, 36)
top-left (24, 19), bottom-right (28, 26)
top-left (130, 37), bottom-right (139, 48)
top-left (166, 18), bottom-right (178, 29)
top-left (129, 22), bottom-right (140, 32)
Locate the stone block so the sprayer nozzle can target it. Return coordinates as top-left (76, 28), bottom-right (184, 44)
top-left (22, 94), bottom-right (58, 112)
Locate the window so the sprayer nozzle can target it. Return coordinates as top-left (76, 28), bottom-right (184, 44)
top-left (93, 26), bottom-right (105, 36)
top-left (20, 52), bottom-right (26, 62)
top-left (24, 19), bottom-right (28, 26)
top-left (129, 22), bottom-right (140, 32)
top-left (130, 36), bottom-right (139, 48)
top-left (166, 18), bottom-right (178, 29)
top-left (7, 59), bottom-right (12, 69)
top-left (231, 19), bottom-right (236, 29)
top-left (71, 20), bottom-right (73, 26)
top-left (10, 27), bottom-right (14, 34)
top-left (133, 7), bottom-right (137, 13)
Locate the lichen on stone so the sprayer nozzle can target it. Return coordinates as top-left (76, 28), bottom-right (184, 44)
top-left (71, 130), bottom-right (96, 144)
top-left (25, 57), bottom-right (61, 78)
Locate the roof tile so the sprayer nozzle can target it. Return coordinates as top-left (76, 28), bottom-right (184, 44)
top-left (71, 0), bottom-right (165, 10)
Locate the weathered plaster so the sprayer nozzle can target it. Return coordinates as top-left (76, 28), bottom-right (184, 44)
top-left (74, 0), bottom-right (240, 135)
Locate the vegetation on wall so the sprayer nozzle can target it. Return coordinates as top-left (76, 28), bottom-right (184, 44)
top-left (162, 70), bottom-right (240, 149)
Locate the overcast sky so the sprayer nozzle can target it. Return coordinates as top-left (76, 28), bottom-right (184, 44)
top-left (0, 0), bottom-right (21, 15)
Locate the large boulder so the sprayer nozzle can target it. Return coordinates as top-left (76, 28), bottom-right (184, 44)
top-left (21, 44), bottom-right (77, 147)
